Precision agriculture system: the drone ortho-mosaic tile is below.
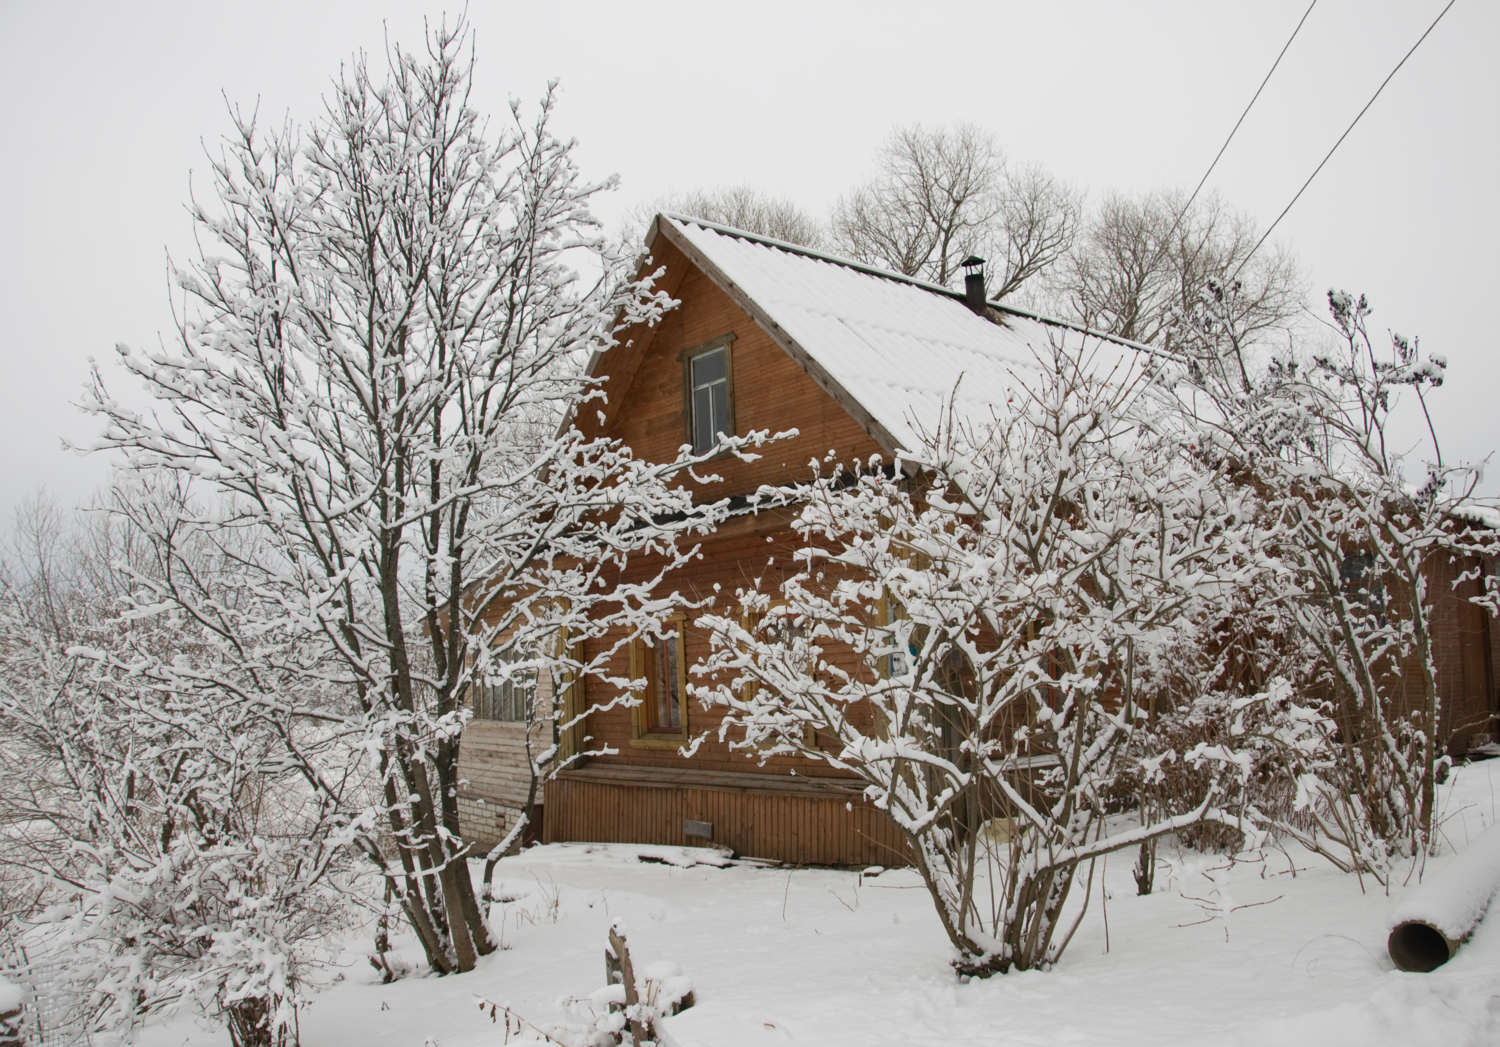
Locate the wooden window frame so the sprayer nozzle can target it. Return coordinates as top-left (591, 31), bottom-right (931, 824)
top-left (875, 593), bottom-right (913, 681)
top-left (473, 641), bottom-right (537, 723)
top-left (557, 632), bottom-right (586, 763)
top-left (629, 612), bottom-right (690, 749)
top-left (870, 593), bottom-right (910, 744)
top-left (679, 332), bottom-right (737, 455)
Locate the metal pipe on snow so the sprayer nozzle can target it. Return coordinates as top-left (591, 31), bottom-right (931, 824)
top-left (1388, 823), bottom-right (1500, 972)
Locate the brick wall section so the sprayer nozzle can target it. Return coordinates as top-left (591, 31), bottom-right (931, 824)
top-left (456, 670), bottom-right (555, 851)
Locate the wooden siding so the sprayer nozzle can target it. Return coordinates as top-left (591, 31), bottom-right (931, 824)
top-left (573, 515), bottom-right (882, 779)
top-left (543, 766), bottom-right (910, 867)
top-left (1347, 551), bottom-right (1498, 756)
top-left (583, 236), bottom-right (887, 497)
top-left (1430, 553), bottom-right (1498, 752)
top-left (1489, 554), bottom-right (1500, 733)
top-left (455, 237), bottom-right (899, 865)
top-left (568, 237), bottom-right (887, 781)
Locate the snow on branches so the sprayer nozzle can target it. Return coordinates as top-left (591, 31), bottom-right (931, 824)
top-left (78, 16), bottom-right (787, 980)
top-left (695, 340), bottom-right (1278, 974)
top-left (0, 486), bottom-right (351, 1046)
top-left (1167, 282), bottom-right (1500, 879)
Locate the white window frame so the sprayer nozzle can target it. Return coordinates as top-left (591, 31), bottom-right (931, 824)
top-left (680, 333), bottom-right (737, 454)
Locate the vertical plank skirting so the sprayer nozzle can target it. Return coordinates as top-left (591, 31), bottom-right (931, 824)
top-left (542, 772), bottom-right (909, 867)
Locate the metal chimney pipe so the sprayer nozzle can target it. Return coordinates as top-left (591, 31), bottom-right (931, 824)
top-left (961, 255), bottom-right (987, 315)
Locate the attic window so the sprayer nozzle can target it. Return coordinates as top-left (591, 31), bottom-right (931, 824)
top-left (681, 333), bottom-right (736, 454)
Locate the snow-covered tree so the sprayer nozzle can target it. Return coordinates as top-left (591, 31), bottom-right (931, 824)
top-left (621, 186), bottom-right (825, 249)
top-left (81, 19), bottom-right (775, 975)
top-left (694, 340), bottom-right (1273, 974)
top-left (0, 482), bottom-right (352, 1046)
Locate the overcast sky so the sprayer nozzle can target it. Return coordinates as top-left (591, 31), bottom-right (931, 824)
top-left (1, 0), bottom-right (1494, 526)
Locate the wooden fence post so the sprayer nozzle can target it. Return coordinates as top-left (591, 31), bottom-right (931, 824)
top-left (606, 922), bottom-right (652, 1045)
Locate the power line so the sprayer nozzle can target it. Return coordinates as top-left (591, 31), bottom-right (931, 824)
top-left (1232, 0), bottom-right (1459, 282)
top-left (1165, 0), bottom-right (1319, 247)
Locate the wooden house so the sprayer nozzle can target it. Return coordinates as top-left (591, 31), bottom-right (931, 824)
top-left (456, 214), bottom-right (1500, 866)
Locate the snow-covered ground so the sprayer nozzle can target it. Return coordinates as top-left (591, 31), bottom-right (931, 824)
top-left (141, 763), bottom-right (1500, 1047)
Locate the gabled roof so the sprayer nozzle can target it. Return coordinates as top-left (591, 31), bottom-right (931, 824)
top-left (631, 213), bottom-right (1156, 458)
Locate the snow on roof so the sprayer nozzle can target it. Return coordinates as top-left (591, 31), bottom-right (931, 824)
top-left (657, 214), bottom-right (1153, 456)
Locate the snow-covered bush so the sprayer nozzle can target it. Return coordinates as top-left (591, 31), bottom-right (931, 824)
top-left (1120, 669), bottom-right (1348, 892)
top-left (1167, 285), bottom-right (1500, 880)
top-left (695, 340), bottom-right (1273, 975)
top-left (0, 485), bottom-right (353, 1046)
top-left (1109, 569), bottom-right (1324, 891)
